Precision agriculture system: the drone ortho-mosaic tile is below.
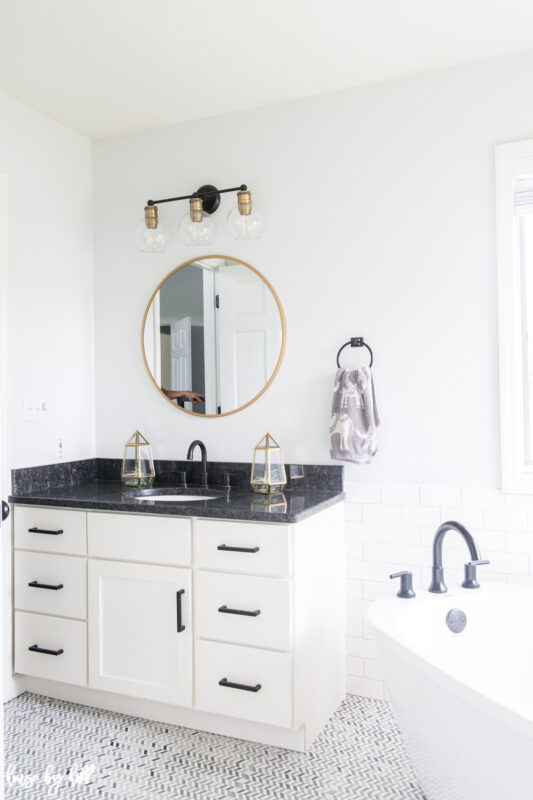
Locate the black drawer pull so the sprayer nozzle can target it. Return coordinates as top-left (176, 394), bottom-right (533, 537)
top-left (219, 677), bottom-right (261, 693)
top-left (176, 589), bottom-right (185, 632)
top-left (218, 605), bottom-right (260, 617)
top-left (28, 527), bottom-right (63, 536)
top-left (28, 581), bottom-right (64, 591)
top-left (28, 644), bottom-right (64, 656)
top-left (217, 544), bottom-right (260, 553)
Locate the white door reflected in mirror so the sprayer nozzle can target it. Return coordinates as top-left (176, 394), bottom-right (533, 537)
top-left (142, 256), bottom-right (285, 417)
top-left (496, 141), bottom-right (533, 491)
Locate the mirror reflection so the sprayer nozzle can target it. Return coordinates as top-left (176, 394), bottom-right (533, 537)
top-left (142, 257), bottom-right (285, 416)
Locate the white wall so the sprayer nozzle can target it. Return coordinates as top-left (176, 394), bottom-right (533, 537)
top-left (0, 92), bottom-right (95, 470)
top-left (0, 92), bottom-right (94, 702)
top-left (92, 49), bottom-right (533, 488)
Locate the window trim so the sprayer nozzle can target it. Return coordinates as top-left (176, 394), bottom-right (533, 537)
top-left (495, 140), bottom-right (533, 492)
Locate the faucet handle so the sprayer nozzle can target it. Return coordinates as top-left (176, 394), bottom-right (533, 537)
top-left (462, 559), bottom-right (490, 589)
top-left (390, 570), bottom-right (416, 599)
top-left (219, 472), bottom-right (231, 489)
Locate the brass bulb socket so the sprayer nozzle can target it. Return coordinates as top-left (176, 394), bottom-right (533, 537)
top-left (189, 196), bottom-right (204, 223)
top-left (144, 205), bottom-right (158, 229)
top-left (237, 189), bottom-right (252, 216)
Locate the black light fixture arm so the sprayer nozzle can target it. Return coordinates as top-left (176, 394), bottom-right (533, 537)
top-left (147, 184), bottom-right (247, 208)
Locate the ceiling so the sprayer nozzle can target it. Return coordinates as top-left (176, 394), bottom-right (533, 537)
top-left (1, 0), bottom-right (533, 139)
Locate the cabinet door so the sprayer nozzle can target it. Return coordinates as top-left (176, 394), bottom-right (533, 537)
top-left (88, 560), bottom-right (192, 706)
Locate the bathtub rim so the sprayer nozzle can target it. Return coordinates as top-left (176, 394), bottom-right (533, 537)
top-left (366, 582), bottom-right (533, 740)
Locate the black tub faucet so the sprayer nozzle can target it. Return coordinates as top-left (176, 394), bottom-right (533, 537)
top-left (187, 440), bottom-right (208, 487)
top-left (428, 520), bottom-right (489, 593)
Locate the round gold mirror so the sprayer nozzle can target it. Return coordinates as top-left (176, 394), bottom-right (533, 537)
top-left (141, 256), bottom-right (286, 417)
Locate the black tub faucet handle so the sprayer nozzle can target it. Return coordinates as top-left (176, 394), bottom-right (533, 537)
top-left (462, 559), bottom-right (490, 589)
top-left (390, 570), bottom-right (416, 599)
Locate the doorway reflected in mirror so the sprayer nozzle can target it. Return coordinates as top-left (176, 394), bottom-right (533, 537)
top-left (142, 256), bottom-right (285, 417)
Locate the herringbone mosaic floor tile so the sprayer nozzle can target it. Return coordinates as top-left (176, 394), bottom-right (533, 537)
top-left (4, 692), bottom-right (425, 799)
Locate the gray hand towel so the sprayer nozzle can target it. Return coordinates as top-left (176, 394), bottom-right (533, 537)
top-left (330, 367), bottom-right (380, 464)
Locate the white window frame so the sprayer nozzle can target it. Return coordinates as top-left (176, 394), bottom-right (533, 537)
top-left (495, 140), bottom-right (533, 492)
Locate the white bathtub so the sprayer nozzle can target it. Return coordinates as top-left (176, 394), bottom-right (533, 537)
top-left (366, 583), bottom-right (533, 800)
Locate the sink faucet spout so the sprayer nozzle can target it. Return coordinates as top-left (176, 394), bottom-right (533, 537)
top-left (186, 440), bottom-right (208, 487)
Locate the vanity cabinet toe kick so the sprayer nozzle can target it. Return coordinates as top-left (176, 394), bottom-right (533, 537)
top-left (12, 503), bottom-right (346, 751)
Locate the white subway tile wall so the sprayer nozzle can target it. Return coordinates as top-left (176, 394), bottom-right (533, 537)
top-left (345, 482), bottom-right (533, 700)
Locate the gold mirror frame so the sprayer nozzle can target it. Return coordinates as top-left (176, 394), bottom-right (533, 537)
top-left (141, 255), bottom-right (286, 418)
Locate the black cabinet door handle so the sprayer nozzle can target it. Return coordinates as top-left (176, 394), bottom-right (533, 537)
top-left (28, 527), bottom-right (63, 536)
top-left (217, 544), bottom-right (260, 553)
top-left (28, 580), bottom-right (64, 591)
top-left (2, 501), bottom-right (9, 522)
top-left (176, 589), bottom-right (185, 632)
top-left (28, 644), bottom-right (64, 656)
top-left (218, 605), bottom-right (260, 617)
top-left (219, 678), bottom-right (261, 693)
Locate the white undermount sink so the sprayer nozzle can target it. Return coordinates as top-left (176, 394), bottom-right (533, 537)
top-left (130, 489), bottom-right (217, 502)
top-left (139, 494), bottom-right (216, 502)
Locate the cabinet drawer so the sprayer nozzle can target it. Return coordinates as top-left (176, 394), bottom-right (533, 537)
top-left (14, 507), bottom-right (86, 556)
top-left (194, 520), bottom-right (291, 576)
top-left (14, 611), bottom-right (87, 686)
top-left (195, 640), bottom-right (292, 727)
top-left (88, 512), bottom-right (191, 566)
top-left (196, 571), bottom-right (291, 651)
top-left (14, 551), bottom-right (87, 620)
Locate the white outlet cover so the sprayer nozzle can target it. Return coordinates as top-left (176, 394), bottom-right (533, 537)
top-left (55, 433), bottom-right (65, 460)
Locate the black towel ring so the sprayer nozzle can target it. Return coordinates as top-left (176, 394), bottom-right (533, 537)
top-left (336, 337), bottom-right (374, 369)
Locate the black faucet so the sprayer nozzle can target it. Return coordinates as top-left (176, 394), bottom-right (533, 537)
top-left (186, 440), bottom-right (208, 487)
top-left (428, 520), bottom-right (489, 593)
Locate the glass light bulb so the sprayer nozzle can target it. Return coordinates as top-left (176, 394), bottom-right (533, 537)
top-left (227, 204), bottom-right (264, 240)
top-left (179, 210), bottom-right (215, 246)
top-left (135, 218), bottom-right (169, 253)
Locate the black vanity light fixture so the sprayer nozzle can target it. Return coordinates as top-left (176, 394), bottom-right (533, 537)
top-left (136, 183), bottom-right (263, 253)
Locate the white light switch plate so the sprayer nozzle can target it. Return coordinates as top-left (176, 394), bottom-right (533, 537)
top-left (24, 393), bottom-right (50, 420)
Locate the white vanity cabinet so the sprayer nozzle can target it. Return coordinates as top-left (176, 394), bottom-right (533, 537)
top-left (12, 502), bottom-right (345, 752)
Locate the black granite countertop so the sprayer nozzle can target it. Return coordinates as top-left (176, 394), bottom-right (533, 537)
top-left (9, 459), bottom-right (345, 524)
top-left (9, 480), bottom-right (344, 523)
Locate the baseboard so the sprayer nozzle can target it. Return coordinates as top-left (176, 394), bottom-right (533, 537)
top-left (23, 678), bottom-right (308, 752)
top-left (3, 673), bottom-right (26, 703)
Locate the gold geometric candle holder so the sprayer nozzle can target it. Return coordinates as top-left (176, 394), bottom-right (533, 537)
top-left (121, 430), bottom-right (155, 487)
top-left (250, 433), bottom-right (287, 494)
